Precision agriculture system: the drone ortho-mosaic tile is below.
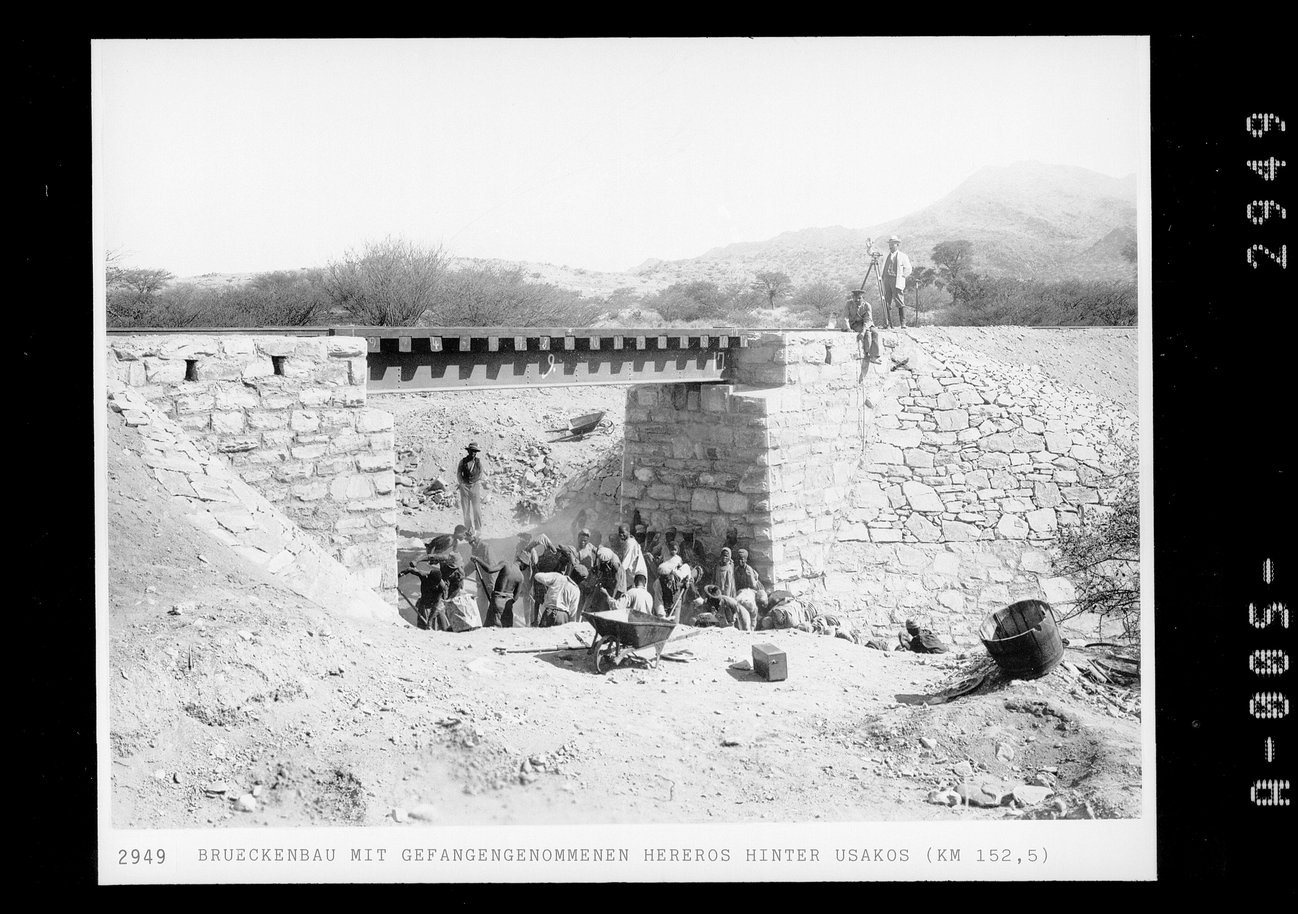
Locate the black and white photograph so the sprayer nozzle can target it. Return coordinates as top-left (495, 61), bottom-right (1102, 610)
top-left (90, 36), bottom-right (1163, 882)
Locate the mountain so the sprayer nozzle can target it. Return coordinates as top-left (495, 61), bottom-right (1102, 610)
top-left (632, 161), bottom-right (1137, 287)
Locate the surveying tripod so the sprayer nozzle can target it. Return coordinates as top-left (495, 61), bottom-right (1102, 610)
top-left (857, 239), bottom-right (896, 330)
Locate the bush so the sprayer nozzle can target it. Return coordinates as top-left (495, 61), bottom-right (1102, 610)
top-left (788, 281), bottom-right (846, 327)
top-left (324, 237), bottom-right (449, 326)
top-left (426, 264), bottom-right (605, 327)
top-left (931, 276), bottom-right (1138, 327)
top-left (1052, 447), bottom-right (1140, 639)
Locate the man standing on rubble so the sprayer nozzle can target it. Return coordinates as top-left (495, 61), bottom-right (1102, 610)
top-left (457, 442), bottom-right (486, 536)
top-left (881, 235), bottom-right (913, 330)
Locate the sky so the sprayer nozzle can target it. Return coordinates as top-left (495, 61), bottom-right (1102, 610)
top-left (93, 37), bottom-right (1148, 277)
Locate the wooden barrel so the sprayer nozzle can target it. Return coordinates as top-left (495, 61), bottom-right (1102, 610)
top-left (979, 599), bottom-right (1064, 679)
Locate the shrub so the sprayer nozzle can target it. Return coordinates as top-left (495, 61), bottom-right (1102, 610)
top-left (1052, 447), bottom-right (1140, 639)
top-left (324, 237), bottom-right (449, 326)
top-left (426, 264), bottom-right (605, 327)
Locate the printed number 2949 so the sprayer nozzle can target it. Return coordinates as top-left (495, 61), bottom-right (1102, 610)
top-left (118, 848), bottom-right (165, 865)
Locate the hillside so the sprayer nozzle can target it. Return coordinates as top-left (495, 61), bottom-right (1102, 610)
top-left (632, 161), bottom-right (1137, 287)
top-left (170, 162), bottom-right (1137, 304)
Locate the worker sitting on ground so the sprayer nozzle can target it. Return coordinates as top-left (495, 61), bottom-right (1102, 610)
top-left (535, 564), bottom-right (586, 627)
top-left (701, 583), bottom-right (752, 631)
top-left (399, 561), bottom-right (449, 631)
top-left (623, 572), bottom-right (655, 616)
top-left (899, 619), bottom-right (950, 653)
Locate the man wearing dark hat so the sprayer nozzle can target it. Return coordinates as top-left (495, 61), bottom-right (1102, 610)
top-left (846, 289), bottom-right (882, 363)
top-left (881, 235), bottom-right (913, 330)
top-left (457, 442), bottom-right (486, 536)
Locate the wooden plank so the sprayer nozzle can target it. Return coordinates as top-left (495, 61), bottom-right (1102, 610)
top-left (398, 336), bottom-right (412, 352)
top-left (515, 336), bottom-right (528, 351)
top-left (488, 337), bottom-right (499, 352)
top-left (430, 336), bottom-right (443, 352)
top-left (700, 334), bottom-right (710, 347)
top-left (590, 336), bottom-right (600, 350)
top-left (737, 336), bottom-right (748, 348)
top-left (657, 335), bottom-right (668, 349)
top-left (613, 336), bottom-right (624, 350)
top-left (367, 337), bottom-right (380, 353)
top-left (459, 337), bottom-right (471, 352)
top-left (635, 336), bottom-right (646, 350)
top-left (679, 335), bottom-right (690, 348)
top-left (539, 336), bottom-right (550, 350)
top-left (719, 335), bottom-right (729, 348)
top-left (564, 336), bottom-right (576, 350)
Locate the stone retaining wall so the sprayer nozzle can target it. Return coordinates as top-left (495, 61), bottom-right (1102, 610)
top-left (788, 333), bottom-right (1137, 642)
top-left (106, 335), bottom-right (396, 590)
top-left (108, 382), bottom-right (391, 620)
top-left (619, 329), bottom-right (1137, 644)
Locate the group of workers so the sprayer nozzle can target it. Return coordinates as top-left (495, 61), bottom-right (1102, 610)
top-left (400, 438), bottom-right (952, 650)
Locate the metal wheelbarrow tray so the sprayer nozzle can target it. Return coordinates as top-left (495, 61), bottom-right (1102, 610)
top-left (584, 608), bottom-right (677, 673)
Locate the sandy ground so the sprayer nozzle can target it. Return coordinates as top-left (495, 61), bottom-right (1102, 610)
top-left (107, 327), bottom-right (1143, 828)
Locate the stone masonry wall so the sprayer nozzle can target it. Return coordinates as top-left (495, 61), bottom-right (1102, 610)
top-left (802, 333), bottom-right (1138, 644)
top-left (621, 329), bottom-right (1137, 646)
top-left (108, 382), bottom-right (392, 620)
top-left (106, 335), bottom-right (396, 591)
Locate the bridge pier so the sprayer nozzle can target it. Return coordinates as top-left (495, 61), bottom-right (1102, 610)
top-left (621, 330), bottom-right (888, 592)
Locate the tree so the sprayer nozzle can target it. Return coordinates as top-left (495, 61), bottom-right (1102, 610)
top-left (789, 281), bottom-right (844, 326)
top-left (931, 240), bottom-right (974, 303)
top-left (324, 237), bottom-right (448, 326)
top-left (1052, 447), bottom-right (1140, 639)
top-left (106, 250), bottom-right (174, 326)
top-left (910, 266), bottom-right (938, 317)
top-left (751, 271), bottom-right (793, 308)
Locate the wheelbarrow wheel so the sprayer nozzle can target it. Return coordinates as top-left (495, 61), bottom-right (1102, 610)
top-left (594, 641), bottom-right (617, 675)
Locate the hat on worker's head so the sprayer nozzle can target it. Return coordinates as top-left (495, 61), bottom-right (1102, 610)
top-left (453, 524), bottom-right (468, 537)
top-left (466, 442), bottom-right (480, 452)
top-left (720, 547), bottom-right (732, 557)
top-left (905, 619), bottom-right (920, 634)
top-left (737, 548), bottom-right (749, 560)
top-left (579, 528), bottom-right (591, 537)
top-left (570, 563), bottom-right (589, 582)
top-left (704, 584), bottom-right (722, 601)
top-left (888, 235), bottom-right (901, 243)
top-left (849, 288), bottom-right (866, 296)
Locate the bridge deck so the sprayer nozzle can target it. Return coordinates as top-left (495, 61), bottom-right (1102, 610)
top-left (107, 326), bottom-right (751, 392)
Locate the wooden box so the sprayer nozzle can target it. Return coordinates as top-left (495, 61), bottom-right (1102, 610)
top-left (752, 643), bottom-right (787, 682)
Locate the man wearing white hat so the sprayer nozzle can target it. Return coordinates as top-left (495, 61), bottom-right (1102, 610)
top-left (881, 235), bottom-right (913, 329)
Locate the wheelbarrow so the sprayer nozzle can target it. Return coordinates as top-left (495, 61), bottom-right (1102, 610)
top-left (584, 607), bottom-right (677, 673)
top-left (554, 411), bottom-right (613, 440)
